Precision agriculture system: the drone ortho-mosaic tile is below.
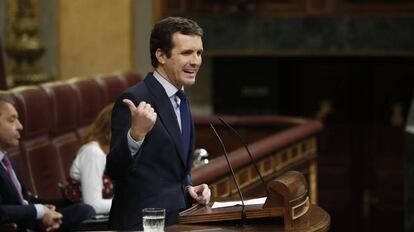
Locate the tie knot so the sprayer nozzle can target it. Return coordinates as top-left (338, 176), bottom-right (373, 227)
top-left (176, 90), bottom-right (187, 102)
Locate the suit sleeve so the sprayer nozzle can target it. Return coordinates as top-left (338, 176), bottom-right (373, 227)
top-left (185, 174), bottom-right (192, 187)
top-left (106, 92), bottom-right (139, 180)
top-left (0, 205), bottom-right (37, 228)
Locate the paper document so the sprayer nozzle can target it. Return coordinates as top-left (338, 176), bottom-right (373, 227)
top-left (211, 197), bottom-right (267, 209)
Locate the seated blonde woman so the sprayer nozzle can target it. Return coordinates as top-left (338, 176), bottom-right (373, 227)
top-left (69, 104), bottom-right (113, 215)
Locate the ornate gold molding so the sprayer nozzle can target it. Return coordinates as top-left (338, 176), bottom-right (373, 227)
top-left (5, 0), bottom-right (51, 87)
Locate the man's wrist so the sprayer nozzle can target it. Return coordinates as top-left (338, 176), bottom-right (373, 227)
top-left (34, 204), bottom-right (45, 219)
top-left (127, 129), bottom-right (144, 156)
top-left (130, 129), bottom-right (145, 141)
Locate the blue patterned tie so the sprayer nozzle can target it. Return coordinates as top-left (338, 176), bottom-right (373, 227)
top-left (176, 90), bottom-right (190, 164)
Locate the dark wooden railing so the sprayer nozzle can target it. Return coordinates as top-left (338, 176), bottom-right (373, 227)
top-left (192, 115), bottom-right (323, 204)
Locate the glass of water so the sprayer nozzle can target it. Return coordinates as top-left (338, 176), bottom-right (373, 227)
top-left (142, 208), bottom-right (165, 232)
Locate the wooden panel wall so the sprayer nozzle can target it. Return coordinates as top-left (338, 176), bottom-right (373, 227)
top-left (158, 0), bottom-right (414, 16)
top-left (211, 56), bottom-right (413, 232)
top-left (59, 0), bottom-right (133, 79)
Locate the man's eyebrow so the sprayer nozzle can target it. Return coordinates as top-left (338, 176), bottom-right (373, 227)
top-left (181, 48), bottom-right (203, 53)
top-left (181, 49), bottom-right (194, 54)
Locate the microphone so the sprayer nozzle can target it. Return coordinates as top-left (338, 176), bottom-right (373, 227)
top-left (217, 117), bottom-right (268, 195)
top-left (210, 123), bottom-right (248, 227)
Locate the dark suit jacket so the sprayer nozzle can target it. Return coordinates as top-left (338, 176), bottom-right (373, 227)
top-left (106, 73), bottom-right (195, 230)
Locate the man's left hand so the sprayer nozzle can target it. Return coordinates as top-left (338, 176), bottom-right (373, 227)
top-left (187, 184), bottom-right (211, 205)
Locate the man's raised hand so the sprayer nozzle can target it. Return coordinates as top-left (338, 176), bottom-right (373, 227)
top-left (123, 99), bottom-right (157, 141)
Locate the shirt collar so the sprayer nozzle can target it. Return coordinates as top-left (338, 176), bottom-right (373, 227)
top-left (153, 71), bottom-right (183, 98)
top-left (0, 151), bottom-right (5, 161)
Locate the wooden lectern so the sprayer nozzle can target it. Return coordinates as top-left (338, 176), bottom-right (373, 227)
top-left (179, 171), bottom-right (314, 232)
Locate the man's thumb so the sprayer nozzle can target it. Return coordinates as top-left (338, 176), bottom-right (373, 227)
top-left (122, 99), bottom-right (135, 111)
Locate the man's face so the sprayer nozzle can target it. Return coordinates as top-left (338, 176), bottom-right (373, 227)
top-left (0, 102), bottom-right (23, 149)
top-left (157, 33), bottom-right (203, 89)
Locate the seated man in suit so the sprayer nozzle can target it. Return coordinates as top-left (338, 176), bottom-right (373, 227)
top-left (0, 94), bottom-right (96, 231)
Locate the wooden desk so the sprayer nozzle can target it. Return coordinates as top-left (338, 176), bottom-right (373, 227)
top-left (167, 205), bottom-right (330, 232)
top-left (75, 205), bottom-right (329, 232)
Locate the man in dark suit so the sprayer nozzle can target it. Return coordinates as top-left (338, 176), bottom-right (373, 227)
top-left (106, 17), bottom-right (211, 230)
top-left (0, 94), bottom-right (96, 231)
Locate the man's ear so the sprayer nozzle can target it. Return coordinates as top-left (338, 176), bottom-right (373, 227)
top-left (155, 48), bottom-right (166, 65)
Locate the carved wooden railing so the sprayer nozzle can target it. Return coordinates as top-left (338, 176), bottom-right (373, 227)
top-left (191, 115), bottom-right (323, 204)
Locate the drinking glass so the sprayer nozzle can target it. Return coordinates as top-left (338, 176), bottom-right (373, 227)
top-left (142, 208), bottom-right (165, 232)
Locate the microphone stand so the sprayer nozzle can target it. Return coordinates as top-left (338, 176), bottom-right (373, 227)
top-left (210, 123), bottom-right (248, 227)
top-left (218, 117), bottom-right (269, 196)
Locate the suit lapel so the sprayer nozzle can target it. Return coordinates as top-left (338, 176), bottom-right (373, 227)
top-left (144, 74), bottom-right (187, 167)
top-left (187, 112), bottom-right (195, 168)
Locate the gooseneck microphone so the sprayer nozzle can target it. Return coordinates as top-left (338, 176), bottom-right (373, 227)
top-left (210, 123), bottom-right (248, 226)
top-left (218, 117), bottom-right (269, 195)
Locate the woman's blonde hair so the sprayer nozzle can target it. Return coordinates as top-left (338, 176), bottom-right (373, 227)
top-left (84, 103), bottom-right (113, 146)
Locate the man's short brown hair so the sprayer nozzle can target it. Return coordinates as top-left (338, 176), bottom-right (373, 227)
top-left (150, 17), bottom-right (203, 68)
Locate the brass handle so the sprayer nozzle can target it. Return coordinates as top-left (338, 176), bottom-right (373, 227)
top-left (291, 196), bottom-right (310, 220)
